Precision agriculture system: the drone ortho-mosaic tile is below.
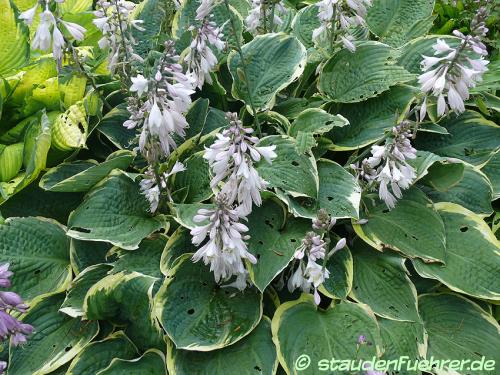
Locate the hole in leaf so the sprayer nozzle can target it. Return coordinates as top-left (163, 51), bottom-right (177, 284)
top-left (291, 161), bottom-right (299, 167)
top-left (187, 308), bottom-right (195, 315)
top-left (254, 366), bottom-right (262, 372)
top-left (460, 226), bottom-right (468, 232)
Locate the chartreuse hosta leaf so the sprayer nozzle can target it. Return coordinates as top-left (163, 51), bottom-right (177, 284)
top-left (97, 349), bottom-right (167, 375)
top-left (318, 42), bottom-right (415, 103)
top-left (9, 293), bottom-right (99, 375)
top-left (0, 0), bottom-right (29, 75)
top-left (272, 295), bottom-right (383, 374)
top-left (246, 199), bottom-right (310, 292)
top-left (66, 331), bottom-right (138, 375)
top-left (328, 85), bottom-right (417, 150)
top-left (255, 135), bottom-right (318, 199)
top-left (350, 240), bottom-right (419, 322)
top-left (320, 245), bottom-right (353, 300)
top-left (423, 164), bottom-right (493, 216)
top-left (67, 171), bottom-right (164, 250)
top-left (31, 77), bottom-right (59, 110)
top-left (154, 254), bottom-right (262, 351)
top-left (0, 217), bottom-right (71, 301)
top-left (111, 235), bottom-right (165, 278)
top-left (167, 317), bottom-right (277, 375)
top-left (413, 203), bottom-right (500, 301)
top-left (84, 271), bottom-right (165, 351)
top-left (419, 293), bottom-right (500, 375)
top-left (0, 142), bottom-right (23, 182)
top-left (60, 264), bottom-right (113, 318)
top-left (39, 150), bottom-right (135, 192)
top-left (414, 110), bottom-right (500, 166)
top-left (366, 0), bottom-right (435, 47)
top-left (51, 101), bottom-right (89, 151)
top-left (378, 318), bottom-right (427, 374)
top-left (277, 160), bottom-right (362, 220)
top-left (354, 188), bottom-right (446, 262)
top-left (228, 33), bottom-right (307, 112)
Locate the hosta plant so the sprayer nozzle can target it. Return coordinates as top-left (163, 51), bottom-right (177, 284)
top-left (0, 0), bottom-right (499, 374)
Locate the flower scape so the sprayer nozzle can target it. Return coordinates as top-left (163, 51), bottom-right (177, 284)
top-left (0, 0), bottom-right (498, 373)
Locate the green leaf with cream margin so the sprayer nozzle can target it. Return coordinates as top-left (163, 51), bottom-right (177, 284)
top-left (154, 254), bottom-right (262, 351)
top-left (350, 240), bottom-right (420, 322)
top-left (97, 350), bottom-right (167, 375)
top-left (8, 293), bottom-right (98, 375)
top-left (419, 293), bottom-right (500, 375)
top-left (271, 294), bottom-right (383, 374)
top-left (39, 150), bottom-right (135, 192)
top-left (0, 217), bottom-right (72, 301)
top-left (66, 331), bottom-right (138, 375)
top-left (320, 245), bottom-right (353, 300)
top-left (246, 199), bottom-right (310, 292)
top-left (413, 203), bottom-right (500, 301)
top-left (84, 271), bottom-right (165, 351)
top-left (228, 33), bottom-right (307, 112)
top-left (318, 41), bottom-right (415, 103)
top-left (353, 188), bottom-right (446, 262)
top-left (67, 171), bottom-right (164, 249)
top-left (167, 318), bottom-right (278, 375)
top-left (366, 0), bottom-right (435, 47)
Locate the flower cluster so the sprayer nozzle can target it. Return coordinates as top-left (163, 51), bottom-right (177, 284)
top-left (139, 161), bottom-right (186, 212)
top-left (204, 112), bottom-right (277, 216)
top-left (19, 0), bottom-right (86, 61)
top-left (418, 6), bottom-right (489, 117)
top-left (355, 121), bottom-right (417, 209)
top-left (312, 0), bottom-right (372, 52)
top-left (124, 41), bottom-right (195, 163)
top-left (288, 210), bottom-right (346, 305)
top-left (0, 264), bottom-right (33, 349)
top-left (93, 0), bottom-right (145, 74)
top-left (191, 193), bottom-right (257, 289)
top-left (183, 0), bottom-right (225, 89)
top-left (245, 0), bottom-right (287, 34)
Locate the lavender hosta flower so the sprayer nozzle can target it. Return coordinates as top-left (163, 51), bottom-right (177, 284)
top-left (190, 193), bottom-right (257, 287)
top-left (204, 112), bottom-right (277, 216)
top-left (245, 0), bottom-right (287, 34)
top-left (358, 121), bottom-right (417, 209)
top-left (0, 264), bottom-right (33, 349)
top-left (93, 0), bottom-right (144, 74)
top-left (183, 0), bottom-right (225, 88)
top-left (312, 0), bottom-right (372, 52)
top-left (126, 42), bottom-right (195, 163)
top-left (140, 161), bottom-right (186, 212)
top-left (20, 1), bottom-right (87, 61)
top-left (418, 6), bottom-right (489, 118)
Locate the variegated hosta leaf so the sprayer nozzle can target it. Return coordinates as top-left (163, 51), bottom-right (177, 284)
top-left (98, 349), bottom-right (167, 375)
top-left (154, 254), bottom-right (263, 351)
top-left (320, 245), bottom-right (353, 300)
top-left (414, 110), bottom-right (500, 167)
top-left (246, 199), bottom-right (310, 292)
top-left (318, 41), bottom-right (415, 103)
top-left (39, 150), bottom-right (135, 192)
top-left (291, 5), bottom-right (320, 49)
top-left (172, 151), bottom-right (213, 203)
top-left (350, 240), bottom-right (420, 322)
top-left (167, 318), bottom-right (278, 375)
top-left (228, 33), bottom-right (307, 112)
top-left (272, 295), bottom-right (383, 374)
top-left (288, 108), bottom-right (349, 137)
top-left (481, 151), bottom-right (500, 199)
top-left (51, 101), bottom-right (88, 151)
top-left (84, 271), bottom-right (165, 351)
top-left (354, 188), bottom-right (446, 262)
top-left (66, 331), bottom-right (138, 375)
top-left (0, 0), bottom-right (29, 75)
top-left (111, 236), bottom-right (165, 278)
top-left (0, 217), bottom-right (72, 301)
top-left (67, 171), bottom-right (164, 250)
top-left (9, 293), bottom-right (98, 375)
top-left (367, 0), bottom-right (435, 47)
top-left (413, 203), bottom-right (500, 301)
top-left (419, 293), bottom-right (500, 375)
top-left (160, 227), bottom-right (198, 273)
